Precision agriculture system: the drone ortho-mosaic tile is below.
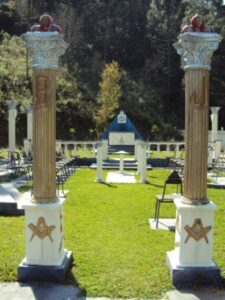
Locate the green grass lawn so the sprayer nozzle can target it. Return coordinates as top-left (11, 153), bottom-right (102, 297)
top-left (0, 168), bottom-right (225, 298)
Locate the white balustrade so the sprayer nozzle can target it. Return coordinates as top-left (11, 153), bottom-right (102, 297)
top-left (24, 139), bottom-right (187, 158)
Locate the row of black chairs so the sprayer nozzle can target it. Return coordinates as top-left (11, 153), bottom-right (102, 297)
top-left (3, 151), bottom-right (77, 197)
top-left (3, 151), bottom-right (33, 181)
top-left (56, 157), bottom-right (77, 196)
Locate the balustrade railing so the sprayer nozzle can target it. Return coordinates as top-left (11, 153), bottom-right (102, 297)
top-left (24, 138), bottom-right (186, 159)
top-left (146, 142), bottom-right (185, 158)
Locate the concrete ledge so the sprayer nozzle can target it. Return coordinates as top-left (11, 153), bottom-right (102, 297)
top-left (18, 251), bottom-right (73, 283)
top-left (0, 201), bottom-right (24, 216)
top-left (149, 218), bottom-right (175, 231)
top-left (167, 251), bottom-right (221, 287)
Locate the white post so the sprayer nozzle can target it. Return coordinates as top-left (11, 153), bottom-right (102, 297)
top-left (96, 142), bottom-right (103, 182)
top-left (147, 144), bottom-right (151, 158)
top-left (139, 141), bottom-right (147, 183)
top-left (6, 100), bottom-right (18, 153)
top-left (92, 144), bottom-right (96, 157)
top-left (134, 140), bottom-right (138, 160)
top-left (157, 144), bottom-right (160, 158)
top-left (136, 141), bottom-right (142, 174)
top-left (210, 107), bottom-right (220, 142)
top-left (166, 145), bottom-right (169, 157)
top-left (102, 139), bottom-right (108, 160)
top-left (83, 144), bottom-right (87, 157)
top-left (24, 104), bottom-right (33, 141)
top-left (119, 154), bottom-right (124, 173)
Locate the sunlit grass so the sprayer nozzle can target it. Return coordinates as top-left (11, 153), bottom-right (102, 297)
top-left (0, 168), bottom-right (225, 298)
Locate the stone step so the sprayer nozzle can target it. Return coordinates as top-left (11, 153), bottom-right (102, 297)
top-left (0, 183), bottom-right (24, 215)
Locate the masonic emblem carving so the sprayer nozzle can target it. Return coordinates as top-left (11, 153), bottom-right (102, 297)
top-left (28, 216), bottom-right (56, 242)
top-left (184, 218), bottom-right (212, 244)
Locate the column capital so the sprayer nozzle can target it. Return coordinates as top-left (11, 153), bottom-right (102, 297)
top-left (6, 100), bottom-right (18, 110)
top-left (210, 106), bottom-right (220, 114)
top-left (174, 32), bottom-right (222, 71)
top-left (24, 104), bottom-right (33, 114)
top-left (22, 32), bottom-right (68, 69)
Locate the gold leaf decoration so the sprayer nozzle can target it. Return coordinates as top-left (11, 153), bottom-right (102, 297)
top-left (184, 218), bottom-right (212, 244)
top-left (28, 216), bottom-right (55, 242)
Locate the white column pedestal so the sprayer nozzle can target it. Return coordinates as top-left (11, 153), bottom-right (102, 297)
top-left (6, 100), bottom-right (18, 153)
top-left (102, 140), bottom-right (108, 160)
top-left (166, 197), bottom-right (220, 285)
top-left (119, 155), bottom-right (124, 173)
top-left (139, 142), bottom-right (147, 183)
top-left (18, 197), bottom-right (73, 282)
top-left (96, 142), bottom-right (104, 182)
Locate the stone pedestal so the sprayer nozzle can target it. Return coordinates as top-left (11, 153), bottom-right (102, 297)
top-left (18, 197), bottom-right (72, 282)
top-left (167, 197), bottom-right (220, 285)
top-left (6, 100), bottom-right (18, 153)
top-left (18, 31), bottom-right (72, 283)
top-left (168, 32), bottom-right (222, 286)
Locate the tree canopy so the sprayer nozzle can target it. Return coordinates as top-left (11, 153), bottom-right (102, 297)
top-left (1, 0), bottom-right (225, 145)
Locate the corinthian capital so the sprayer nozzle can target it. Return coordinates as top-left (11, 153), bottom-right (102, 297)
top-left (6, 100), bottom-right (18, 110)
top-left (174, 32), bottom-right (222, 70)
top-left (22, 32), bottom-right (68, 69)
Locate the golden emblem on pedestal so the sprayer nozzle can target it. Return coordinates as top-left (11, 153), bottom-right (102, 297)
top-left (28, 216), bottom-right (56, 242)
top-left (184, 218), bottom-right (212, 243)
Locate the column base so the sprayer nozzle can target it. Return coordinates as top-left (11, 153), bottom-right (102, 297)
top-left (166, 250), bottom-right (221, 286)
top-left (95, 178), bottom-right (104, 183)
top-left (18, 250), bottom-right (73, 283)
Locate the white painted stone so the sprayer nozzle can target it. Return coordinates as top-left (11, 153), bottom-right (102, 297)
top-left (139, 141), bottom-right (147, 183)
top-left (24, 104), bottom-right (33, 141)
top-left (210, 107), bottom-right (220, 142)
top-left (106, 171), bottom-right (136, 183)
top-left (168, 197), bottom-right (217, 268)
top-left (149, 218), bottom-right (175, 231)
top-left (136, 141), bottom-right (142, 174)
top-left (6, 100), bottom-right (18, 152)
top-left (102, 139), bottom-right (108, 160)
top-left (96, 142), bottom-right (103, 182)
top-left (109, 132), bottom-right (135, 145)
top-left (21, 197), bottom-right (66, 266)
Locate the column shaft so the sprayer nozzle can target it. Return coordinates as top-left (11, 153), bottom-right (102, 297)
top-left (183, 69), bottom-right (209, 204)
top-left (32, 69), bottom-right (56, 201)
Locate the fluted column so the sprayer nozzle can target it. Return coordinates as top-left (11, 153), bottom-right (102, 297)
top-left (22, 32), bottom-right (68, 202)
top-left (6, 100), bottom-right (18, 153)
top-left (166, 32), bottom-right (222, 286)
top-left (174, 32), bottom-right (222, 205)
top-left (18, 31), bottom-right (72, 283)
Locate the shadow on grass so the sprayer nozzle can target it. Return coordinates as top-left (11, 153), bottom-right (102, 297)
top-left (145, 180), bottom-right (163, 188)
top-left (99, 182), bottom-right (118, 188)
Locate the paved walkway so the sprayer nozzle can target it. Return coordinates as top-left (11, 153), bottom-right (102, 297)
top-left (1, 283), bottom-right (225, 300)
top-left (106, 172), bottom-right (136, 183)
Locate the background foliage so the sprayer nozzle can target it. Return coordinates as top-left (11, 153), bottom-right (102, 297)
top-left (1, 0), bottom-right (225, 145)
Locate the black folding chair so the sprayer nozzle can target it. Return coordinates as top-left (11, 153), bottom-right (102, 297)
top-left (154, 170), bottom-right (183, 229)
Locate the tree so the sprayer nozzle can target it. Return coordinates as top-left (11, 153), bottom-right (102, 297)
top-left (146, 0), bottom-right (186, 128)
top-left (0, 31), bottom-right (32, 145)
top-left (95, 61), bottom-right (121, 136)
